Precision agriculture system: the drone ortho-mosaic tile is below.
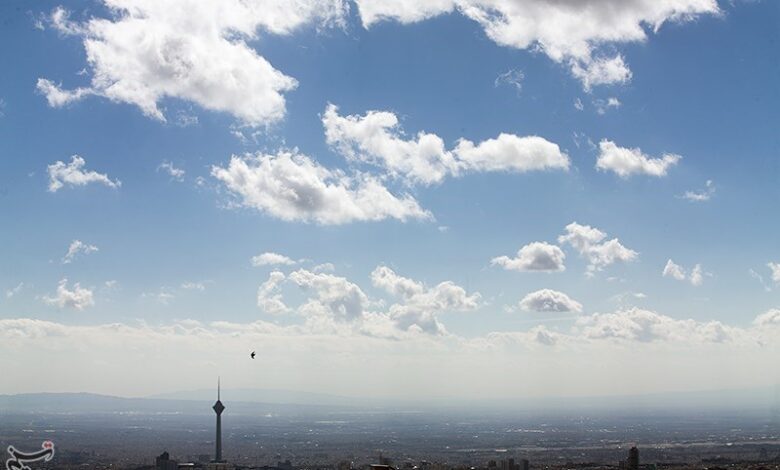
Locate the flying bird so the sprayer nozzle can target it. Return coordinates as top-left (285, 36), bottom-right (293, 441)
top-left (250, 351), bottom-right (256, 359)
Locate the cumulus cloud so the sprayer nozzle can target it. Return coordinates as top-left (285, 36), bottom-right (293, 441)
top-left (593, 97), bottom-right (621, 115)
top-left (596, 140), bottom-right (681, 178)
top-left (455, 134), bottom-right (570, 174)
top-left (43, 279), bottom-right (95, 310)
top-left (289, 269), bottom-right (371, 322)
top-left (576, 308), bottom-right (736, 344)
top-left (662, 259), bottom-right (686, 281)
top-left (519, 289), bottom-right (582, 313)
top-left (371, 266), bottom-right (481, 335)
top-left (753, 309), bottom-right (780, 328)
top-left (211, 150), bottom-right (430, 224)
top-left (251, 252), bottom-right (297, 267)
top-left (39, 1), bottom-right (348, 126)
top-left (681, 179), bottom-right (715, 202)
top-left (662, 259), bottom-right (709, 286)
top-left (62, 240), bottom-right (99, 264)
top-left (254, 266), bottom-right (480, 336)
top-left (571, 56), bottom-right (631, 91)
top-left (767, 262), bottom-right (780, 284)
top-left (353, 0), bottom-right (719, 89)
top-left (157, 161), bottom-right (185, 181)
top-left (47, 155), bottom-right (121, 192)
top-left (257, 271), bottom-right (290, 314)
top-left (491, 241), bottom-right (565, 272)
top-left (323, 104), bottom-right (569, 186)
top-left (558, 222), bottom-right (637, 274)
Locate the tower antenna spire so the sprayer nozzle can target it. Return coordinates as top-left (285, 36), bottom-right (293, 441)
top-left (218, 376), bottom-right (221, 400)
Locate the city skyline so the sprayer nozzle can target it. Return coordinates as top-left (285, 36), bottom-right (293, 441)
top-left (0, 0), bottom-right (779, 399)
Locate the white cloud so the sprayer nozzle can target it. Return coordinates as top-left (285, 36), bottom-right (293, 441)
top-left (6, 283), bottom-right (24, 299)
top-left (596, 140), bottom-right (681, 178)
top-left (323, 104), bottom-right (458, 185)
top-left (257, 271), bottom-right (290, 314)
top-left (181, 281), bottom-right (207, 291)
top-left (62, 240), bottom-right (99, 264)
top-left (662, 259), bottom-right (686, 281)
top-left (571, 55), bottom-right (631, 91)
top-left (36, 79), bottom-right (92, 107)
top-left (43, 279), bottom-right (95, 310)
top-left (371, 266), bottom-right (481, 335)
top-left (47, 155), bottom-right (121, 192)
top-left (455, 133), bottom-right (570, 174)
top-left (494, 69), bottom-right (524, 94)
top-left (211, 150), bottom-right (430, 224)
top-left (519, 289), bottom-right (582, 313)
top-left (40, 1), bottom-right (348, 126)
top-left (49, 6), bottom-right (86, 35)
top-left (574, 98), bottom-right (584, 111)
top-left (491, 241), bottom-right (565, 272)
top-left (251, 252), bottom-right (297, 267)
top-left (662, 259), bottom-right (709, 286)
top-left (576, 308), bottom-right (736, 344)
top-left (323, 104), bottom-right (569, 186)
top-left (767, 262), bottom-right (780, 284)
top-left (289, 269), bottom-right (372, 322)
top-left (593, 97), bottom-right (621, 115)
top-left (689, 264), bottom-right (706, 287)
top-left (312, 263), bottom-right (336, 273)
top-left (157, 161), bottom-right (185, 181)
top-left (558, 222), bottom-right (637, 274)
top-left (255, 266), bottom-right (480, 336)
top-left (753, 309), bottom-right (780, 328)
top-left (681, 179), bottom-right (715, 202)
top-left (354, 0), bottom-right (719, 89)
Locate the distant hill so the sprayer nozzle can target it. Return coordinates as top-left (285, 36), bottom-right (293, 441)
top-left (1, 386), bottom-right (777, 416)
top-left (0, 392), bottom-right (357, 416)
top-left (148, 388), bottom-right (360, 407)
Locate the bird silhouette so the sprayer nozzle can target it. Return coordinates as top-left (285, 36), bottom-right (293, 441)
top-left (250, 351), bottom-right (256, 359)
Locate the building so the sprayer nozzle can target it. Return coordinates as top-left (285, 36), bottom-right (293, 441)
top-left (155, 451), bottom-right (177, 470)
top-left (520, 459), bottom-right (529, 470)
top-left (628, 447), bottom-right (639, 470)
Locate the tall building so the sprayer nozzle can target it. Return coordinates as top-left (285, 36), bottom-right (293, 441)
top-left (520, 458), bottom-right (529, 470)
top-left (213, 378), bottom-right (226, 463)
top-left (628, 446), bottom-right (639, 470)
top-left (155, 451), bottom-right (177, 470)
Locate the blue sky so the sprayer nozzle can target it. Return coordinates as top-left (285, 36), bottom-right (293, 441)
top-left (0, 0), bottom-right (778, 399)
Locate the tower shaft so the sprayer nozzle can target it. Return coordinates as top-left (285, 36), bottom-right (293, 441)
top-left (212, 377), bottom-right (225, 463)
